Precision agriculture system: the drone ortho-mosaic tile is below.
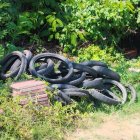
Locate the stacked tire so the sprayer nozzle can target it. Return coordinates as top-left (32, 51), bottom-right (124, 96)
top-left (0, 51), bottom-right (137, 106)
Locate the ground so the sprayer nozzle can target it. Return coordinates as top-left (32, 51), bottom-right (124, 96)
top-left (66, 112), bottom-right (140, 140)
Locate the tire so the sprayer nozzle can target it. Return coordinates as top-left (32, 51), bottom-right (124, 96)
top-left (23, 50), bottom-right (33, 63)
top-left (72, 63), bottom-right (97, 78)
top-left (62, 88), bottom-right (89, 99)
top-left (68, 72), bottom-right (86, 86)
top-left (80, 60), bottom-right (108, 67)
top-left (102, 89), bottom-right (121, 101)
top-left (29, 53), bottom-right (74, 83)
top-left (62, 88), bottom-right (89, 94)
top-left (57, 90), bottom-right (72, 104)
top-left (102, 79), bottom-right (127, 104)
top-left (64, 91), bottom-right (87, 97)
top-left (82, 78), bottom-right (103, 89)
top-left (50, 84), bottom-right (77, 89)
top-left (46, 85), bottom-right (72, 104)
top-left (88, 89), bottom-right (121, 105)
top-left (53, 95), bottom-right (67, 105)
top-left (0, 51), bottom-right (27, 80)
top-left (9, 50), bottom-right (32, 72)
top-left (125, 85), bottom-right (137, 104)
top-left (92, 66), bottom-right (120, 81)
top-left (36, 59), bottom-right (54, 76)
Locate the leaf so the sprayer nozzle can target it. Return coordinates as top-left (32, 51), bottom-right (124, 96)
top-left (137, 10), bottom-right (140, 23)
top-left (0, 2), bottom-right (10, 9)
top-left (56, 19), bottom-right (63, 27)
top-left (0, 45), bottom-right (4, 60)
top-left (46, 15), bottom-right (55, 24)
top-left (17, 30), bottom-right (30, 35)
top-left (55, 32), bottom-right (60, 39)
top-left (126, 2), bottom-right (135, 13)
top-left (6, 22), bottom-right (17, 32)
top-left (38, 11), bottom-right (44, 15)
top-left (52, 20), bottom-right (57, 32)
top-left (70, 32), bottom-right (77, 46)
top-left (77, 31), bottom-right (85, 41)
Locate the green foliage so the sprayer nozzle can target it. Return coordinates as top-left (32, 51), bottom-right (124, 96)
top-left (0, 80), bottom-right (81, 140)
top-left (0, 44), bottom-right (21, 61)
top-left (59, 0), bottom-right (138, 53)
top-left (0, 45), bottom-right (5, 60)
top-left (77, 44), bottom-right (140, 115)
top-left (77, 44), bottom-right (140, 90)
top-left (77, 45), bottom-right (125, 66)
top-left (0, 46), bottom-right (139, 139)
top-left (0, 0), bottom-right (140, 53)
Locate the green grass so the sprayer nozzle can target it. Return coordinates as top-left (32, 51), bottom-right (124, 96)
top-left (0, 52), bottom-right (140, 140)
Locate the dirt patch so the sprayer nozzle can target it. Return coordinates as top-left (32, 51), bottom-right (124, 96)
top-left (66, 113), bottom-right (140, 140)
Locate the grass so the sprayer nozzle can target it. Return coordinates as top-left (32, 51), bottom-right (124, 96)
top-left (71, 56), bottom-right (140, 139)
top-left (0, 53), bottom-right (140, 140)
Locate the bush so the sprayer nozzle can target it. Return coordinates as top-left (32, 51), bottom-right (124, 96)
top-left (60, 0), bottom-right (137, 53)
top-left (77, 45), bottom-right (125, 66)
top-left (0, 80), bottom-right (81, 140)
top-left (0, 0), bottom-right (140, 53)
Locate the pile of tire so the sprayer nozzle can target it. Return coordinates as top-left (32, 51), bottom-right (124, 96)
top-left (0, 50), bottom-right (137, 105)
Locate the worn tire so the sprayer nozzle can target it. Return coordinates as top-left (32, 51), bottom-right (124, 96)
top-left (88, 89), bottom-right (121, 105)
top-left (82, 78), bottom-right (103, 89)
top-left (0, 51), bottom-right (27, 80)
top-left (80, 60), bottom-right (108, 67)
top-left (93, 66), bottom-right (120, 81)
top-left (102, 79), bottom-right (127, 104)
top-left (72, 63), bottom-right (97, 78)
top-left (125, 85), bottom-right (137, 104)
top-left (68, 72), bottom-right (86, 86)
top-left (29, 53), bottom-right (74, 83)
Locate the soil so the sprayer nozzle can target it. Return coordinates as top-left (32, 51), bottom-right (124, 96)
top-left (118, 31), bottom-right (140, 58)
top-left (66, 113), bottom-right (140, 140)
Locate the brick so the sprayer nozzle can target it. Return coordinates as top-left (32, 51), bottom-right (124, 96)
top-left (12, 89), bottom-right (46, 97)
top-left (11, 80), bottom-right (45, 90)
top-left (11, 80), bottom-right (49, 107)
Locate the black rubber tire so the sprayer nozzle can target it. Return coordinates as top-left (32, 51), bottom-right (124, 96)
top-left (88, 89), bottom-right (121, 105)
top-left (0, 51), bottom-right (27, 80)
top-left (36, 63), bottom-right (48, 73)
top-left (46, 86), bottom-right (72, 104)
top-left (72, 63), bottom-right (97, 78)
top-left (125, 85), bottom-right (137, 104)
top-left (58, 61), bottom-right (67, 70)
top-left (80, 60), bottom-right (108, 67)
top-left (9, 59), bottom-right (21, 72)
top-left (102, 79), bottom-right (127, 104)
top-left (23, 50), bottom-right (33, 63)
top-left (53, 95), bottom-right (67, 105)
top-left (9, 50), bottom-right (32, 72)
top-left (64, 91), bottom-right (87, 97)
top-left (36, 59), bottom-right (54, 76)
top-left (62, 88), bottom-right (89, 94)
top-left (82, 78), bottom-right (103, 89)
top-left (50, 84), bottom-right (77, 89)
top-left (29, 53), bottom-right (74, 83)
top-left (57, 90), bottom-right (72, 104)
top-left (102, 89), bottom-right (121, 101)
top-left (68, 72), bottom-right (86, 86)
top-left (92, 66), bottom-right (120, 81)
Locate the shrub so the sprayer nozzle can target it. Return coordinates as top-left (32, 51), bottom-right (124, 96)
top-left (0, 80), bottom-right (81, 140)
top-left (60, 0), bottom-right (137, 53)
top-left (77, 45), bottom-right (125, 66)
top-left (0, 0), bottom-right (139, 53)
